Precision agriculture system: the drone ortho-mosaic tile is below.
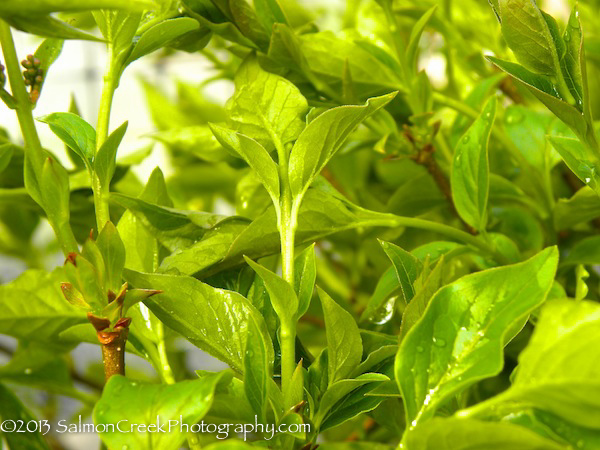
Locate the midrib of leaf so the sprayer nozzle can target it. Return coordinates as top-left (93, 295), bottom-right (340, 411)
top-left (409, 275), bottom-right (532, 426)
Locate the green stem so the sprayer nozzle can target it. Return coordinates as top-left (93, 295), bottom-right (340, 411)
top-left (354, 209), bottom-right (509, 264)
top-left (93, 44), bottom-right (117, 230)
top-left (0, 20), bottom-right (78, 255)
top-left (270, 130), bottom-right (298, 407)
top-left (156, 322), bottom-right (176, 384)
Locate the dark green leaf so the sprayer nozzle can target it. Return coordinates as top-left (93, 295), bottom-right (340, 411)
top-left (0, 384), bottom-right (50, 450)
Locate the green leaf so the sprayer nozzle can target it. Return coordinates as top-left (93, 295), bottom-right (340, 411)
top-left (295, 31), bottom-right (403, 97)
top-left (6, 14), bottom-right (104, 41)
top-left (112, 192), bottom-right (227, 252)
top-left (399, 255), bottom-right (445, 340)
top-left (94, 10), bottom-right (141, 57)
top-left (95, 121), bottom-right (127, 189)
top-left (94, 372), bottom-right (228, 450)
top-left (209, 124), bottom-right (280, 204)
top-left (0, 268), bottom-right (87, 341)
top-left (548, 136), bottom-right (600, 194)
top-left (37, 112), bottom-right (96, 168)
top-left (379, 240), bottom-right (421, 304)
top-left (404, 417), bottom-right (564, 450)
top-left (488, 56), bottom-right (593, 145)
top-left (562, 7), bottom-right (587, 114)
top-left (254, 0), bottom-right (287, 32)
top-left (125, 17), bottom-right (200, 66)
top-left (320, 380), bottom-right (389, 431)
top-left (228, 55), bottom-right (308, 148)
top-left (243, 314), bottom-right (272, 422)
top-left (318, 287), bottom-right (362, 386)
top-left (284, 361), bottom-right (304, 411)
top-left (0, 0), bottom-right (154, 15)
top-left (294, 243), bottom-right (316, 318)
top-left (124, 270), bottom-right (272, 371)
top-left (0, 342), bottom-right (90, 403)
top-left (554, 187), bottom-right (600, 230)
top-left (498, 0), bottom-right (560, 75)
top-left (0, 384), bottom-right (50, 450)
top-left (0, 144), bottom-right (14, 174)
top-left (313, 373), bottom-right (388, 428)
top-left (560, 235), bottom-right (600, 267)
top-left (451, 95), bottom-right (496, 232)
top-left (459, 299), bottom-right (600, 430)
top-left (96, 221), bottom-right (125, 293)
top-left (40, 156), bottom-right (70, 229)
top-left (406, 6), bottom-right (437, 75)
top-left (244, 256), bottom-right (298, 324)
top-left (396, 247), bottom-right (558, 427)
top-left (288, 92), bottom-right (396, 200)
top-left (504, 106), bottom-right (559, 170)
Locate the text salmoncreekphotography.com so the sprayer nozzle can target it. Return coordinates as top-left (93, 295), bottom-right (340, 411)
top-left (0, 416), bottom-right (310, 441)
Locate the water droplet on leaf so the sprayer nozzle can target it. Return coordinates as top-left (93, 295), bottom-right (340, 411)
top-left (370, 296), bottom-right (396, 325)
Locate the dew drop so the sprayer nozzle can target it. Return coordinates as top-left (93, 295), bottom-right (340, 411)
top-left (370, 296), bottom-right (396, 325)
top-left (506, 110), bottom-right (524, 125)
top-left (433, 337), bottom-right (446, 347)
top-left (416, 345), bottom-right (424, 353)
top-left (576, 439), bottom-right (584, 448)
top-left (585, 177), bottom-right (591, 184)
top-left (462, 135), bottom-right (470, 144)
top-left (24, 368), bottom-right (32, 375)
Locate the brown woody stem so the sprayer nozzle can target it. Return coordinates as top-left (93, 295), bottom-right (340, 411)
top-left (89, 314), bottom-right (130, 381)
top-left (98, 328), bottom-right (128, 381)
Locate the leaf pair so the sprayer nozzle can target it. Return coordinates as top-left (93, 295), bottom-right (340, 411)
top-left (211, 56), bottom-right (396, 211)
